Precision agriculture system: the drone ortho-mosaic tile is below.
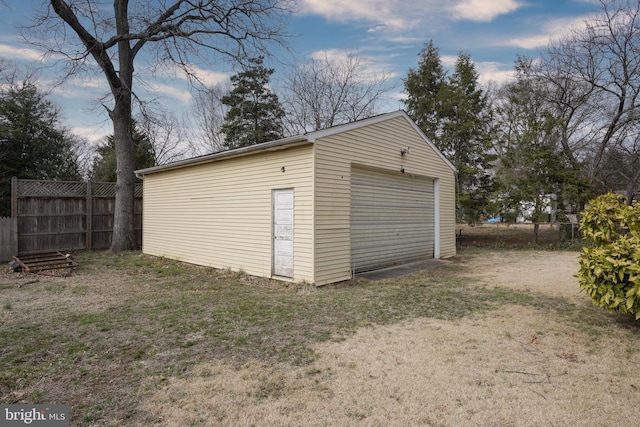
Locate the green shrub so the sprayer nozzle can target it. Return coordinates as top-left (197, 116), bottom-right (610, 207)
top-left (577, 193), bottom-right (640, 319)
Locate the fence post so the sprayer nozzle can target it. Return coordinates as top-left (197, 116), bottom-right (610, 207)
top-left (11, 176), bottom-right (17, 218)
top-left (86, 181), bottom-right (92, 250)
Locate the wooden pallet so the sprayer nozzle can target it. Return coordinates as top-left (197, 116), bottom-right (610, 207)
top-left (12, 252), bottom-right (78, 277)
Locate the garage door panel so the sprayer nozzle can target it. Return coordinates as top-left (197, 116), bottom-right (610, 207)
top-left (351, 167), bottom-right (434, 273)
top-left (352, 193), bottom-right (431, 206)
top-left (351, 211), bottom-right (432, 224)
top-left (352, 230), bottom-right (432, 250)
top-left (352, 187), bottom-right (432, 199)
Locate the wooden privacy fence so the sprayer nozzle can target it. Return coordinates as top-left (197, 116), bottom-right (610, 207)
top-left (0, 177), bottom-right (142, 261)
top-left (0, 217), bottom-right (17, 262)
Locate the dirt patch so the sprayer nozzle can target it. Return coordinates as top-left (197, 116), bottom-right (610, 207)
top-left (460, 250), bottom-right (583, 302)
top-left (142, 251), bottom-right (640, 426)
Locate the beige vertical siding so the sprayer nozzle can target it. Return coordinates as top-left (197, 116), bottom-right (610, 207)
top-left (313, 115), bottom-right (456, 285)
top-left (143, 145), bottom-right (314, 282)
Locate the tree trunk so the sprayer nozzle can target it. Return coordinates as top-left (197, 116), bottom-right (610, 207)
top-left (110, 0), bottom-right (137, 253)
top-left (626, 158), bottom-right (640, 205)
top-left (110, 99), bottom-right (137, 253)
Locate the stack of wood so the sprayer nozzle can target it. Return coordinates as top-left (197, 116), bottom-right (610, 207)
top-left (11, 252), bottom-right (78, 277)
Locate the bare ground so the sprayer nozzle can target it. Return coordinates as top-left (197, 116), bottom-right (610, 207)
top-left (142, 251), bottom-right (640, 426)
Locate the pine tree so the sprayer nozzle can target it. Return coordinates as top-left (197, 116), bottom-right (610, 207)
top-left (403, 41), bottom-right (446, 143)
top-left (440, 53), bottom-right (496, 223)
top-left (221, 57), bottom-right (285, 149)
top-left (404, 43), bottom-right (495, 223)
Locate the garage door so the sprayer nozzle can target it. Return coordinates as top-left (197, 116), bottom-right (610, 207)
top-left (351, 166), bottom-right (434, 273)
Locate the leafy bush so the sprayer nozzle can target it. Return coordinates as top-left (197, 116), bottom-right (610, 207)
top-left (577, 193), bottom-right (640, 319)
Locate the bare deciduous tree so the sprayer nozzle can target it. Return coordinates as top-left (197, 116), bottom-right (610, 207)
top-left (539, 0), bottom-right (640, 203)
top-left (24, 0), bottom-right (292, 251)
top-left (185, 83), bottom-right (231, 155)
top-left (138, 111), bottom-right (189, 165)
top-left (0, 59), bottom-right (28, 87)
top-left (283, 51), bottom-right (395, 134)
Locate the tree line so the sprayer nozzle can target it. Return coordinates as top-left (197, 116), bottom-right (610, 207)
top-left (0, 49), bottom-right (390, 216)
top-left (3, 0), bottom-right (638, 250)
top-left (405, 0), bottom-right (640, 224)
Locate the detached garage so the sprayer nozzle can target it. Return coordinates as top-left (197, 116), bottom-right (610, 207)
top-left (136, 110), bottom-right (457, 286)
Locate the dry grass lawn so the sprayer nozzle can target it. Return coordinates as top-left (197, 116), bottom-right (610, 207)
top-left (1, 237), bottom-right (639, 426)
top-left (143, 251), bottom-right (640, 426)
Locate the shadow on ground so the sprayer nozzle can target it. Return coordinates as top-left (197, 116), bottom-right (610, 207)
top-left (356, 259), bottom-right (452, 281)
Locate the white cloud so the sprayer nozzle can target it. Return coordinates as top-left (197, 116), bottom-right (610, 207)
top-left (148, 61), bottom-right (230, 88)
top-left (441, 55), bottom-right (458, 68)
top-left (449, 0), bottom-right (523, 22)
top-left (299, 0), bottom-right (393, 22)
top-left (298, 0), bottom-right (521, 33)
top-left (308, 48), bottom-right (398, 83)
top-left (475, 61), bottom-right (514, 85)
top-left (504, 34), bottom-right (552, 50)
top-left (189, 66), bottom-right (230, 87)
top-left (51, 85), bottom-right (97, 100)
top-left (298, 0), bottom-right (438, 34)
top-left (72, 125), bottom-right (111, 146)
top-left (309, 48), bottom-right (352, 62)
top-left (49, 76), bottom-right (106, 100)
top-left (439, 56), bottom-right (514, 86)
top-left (0, 43), bottom-right (43, 62)
top-left (146, 82), bottom-right (193, 105)
top-left (503, 16), bottom-right (589, 49)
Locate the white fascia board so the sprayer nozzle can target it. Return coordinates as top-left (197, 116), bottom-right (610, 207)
top-left (135, 135), bottom-right (309, 177)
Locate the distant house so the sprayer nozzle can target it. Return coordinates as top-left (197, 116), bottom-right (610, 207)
top-left (135, 110), bottom-right (457, 286)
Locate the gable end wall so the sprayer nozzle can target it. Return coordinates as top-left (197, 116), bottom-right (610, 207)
top-left (313, 116), bottom-right (456, 285)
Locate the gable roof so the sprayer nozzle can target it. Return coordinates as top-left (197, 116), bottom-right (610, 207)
top-left (136, 110), bottom-right (456, 177)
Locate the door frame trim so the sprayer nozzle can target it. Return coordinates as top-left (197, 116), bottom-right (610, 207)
top-left (272, 188), bottom-right (294, 278)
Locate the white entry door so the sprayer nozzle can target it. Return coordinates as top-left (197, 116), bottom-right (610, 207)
top-left (273, 189), bottom-right (294, 277)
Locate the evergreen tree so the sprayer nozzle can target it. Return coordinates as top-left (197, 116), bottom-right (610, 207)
top-left (221, 57), bottom-right (285, 149)
top-left (440, 53), bottom-right (496, 224)
top-left (0, 82), bottom-right (81, 216)
top-left (403, 41), bottom-right (446, 143)
top-left (404, 43), bottom-right (495, 223)
top-left (90, 123), bottom-right (155, 182)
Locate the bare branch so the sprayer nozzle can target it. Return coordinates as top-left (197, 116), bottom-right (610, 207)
top-left (538, 0), bottom-right (640, 197)
top-left (282, 51), bottom-right (395, 133)
top-left (20, 0), bottom-right (293, 252)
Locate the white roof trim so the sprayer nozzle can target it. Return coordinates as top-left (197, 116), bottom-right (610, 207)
top-left (305, 110), bottom-right (406, 142)
top-left (135, 135), bottom-right (309, 176)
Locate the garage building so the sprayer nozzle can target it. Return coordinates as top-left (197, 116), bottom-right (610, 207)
top-left (136, 110), bottom-right (457, 285)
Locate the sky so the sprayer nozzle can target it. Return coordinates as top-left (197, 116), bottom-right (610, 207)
top-left (0, 0), bottom-right (599, 147)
